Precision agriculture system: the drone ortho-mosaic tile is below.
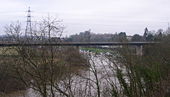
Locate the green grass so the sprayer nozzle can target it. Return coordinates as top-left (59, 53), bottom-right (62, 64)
top-left (81, 47), bottom-right (113, 53)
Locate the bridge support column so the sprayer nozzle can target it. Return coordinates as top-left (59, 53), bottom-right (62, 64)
top-left (136, 45), bottom-right (143, 56)
top-left (76, 46), bottom-right (79, 49)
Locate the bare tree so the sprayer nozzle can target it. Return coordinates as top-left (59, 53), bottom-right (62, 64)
top-left (5, 17), bottom-right (65, 97)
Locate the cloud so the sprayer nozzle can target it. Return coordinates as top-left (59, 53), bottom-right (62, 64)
top-left (0, 0), bottom-right (170, 35)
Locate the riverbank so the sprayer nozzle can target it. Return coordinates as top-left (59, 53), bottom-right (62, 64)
top-left (0, 46), bottom-right (88, 96)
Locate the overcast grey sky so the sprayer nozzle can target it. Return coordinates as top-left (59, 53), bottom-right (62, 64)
top-left (0, 0), bottom-right (170, 36)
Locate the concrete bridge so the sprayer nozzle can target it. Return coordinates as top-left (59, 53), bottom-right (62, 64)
top-left (0, 42), bottom-right (158, 56)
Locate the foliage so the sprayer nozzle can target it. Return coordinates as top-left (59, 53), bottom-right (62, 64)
top-left (131, 34), bottom-right (143, 42)
top-left (113, 34), bottom-right (170, 97)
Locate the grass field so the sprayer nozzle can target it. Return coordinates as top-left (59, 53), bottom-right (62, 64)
top-left (81, 47), bottom-right (114, 53)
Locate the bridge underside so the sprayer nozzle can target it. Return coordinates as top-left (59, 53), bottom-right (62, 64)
top-left (0, 42), bottom-right (157, 56)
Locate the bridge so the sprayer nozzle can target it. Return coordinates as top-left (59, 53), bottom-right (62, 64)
top-left (0, 42), bottom-right (157, 46)
top-left (0, 42), bottom-right (158, 56)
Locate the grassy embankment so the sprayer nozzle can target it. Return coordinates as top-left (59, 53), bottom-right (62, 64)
top-left (81, 47), bottom-right (114, 53)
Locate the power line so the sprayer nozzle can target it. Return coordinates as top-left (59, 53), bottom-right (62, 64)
top-left (25, 7), bottom-right (32, 37)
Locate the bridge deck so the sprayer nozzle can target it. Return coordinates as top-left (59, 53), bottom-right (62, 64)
top-left (0, 42), bottom-right (158, 47)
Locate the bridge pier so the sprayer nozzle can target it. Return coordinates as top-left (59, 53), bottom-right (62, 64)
top-left (76, 45), bottom-right (79, 49)
top-left (136, 45), bottom-right (143, 56)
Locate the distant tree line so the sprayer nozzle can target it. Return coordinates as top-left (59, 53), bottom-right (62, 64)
top-left (64, 30), bottom-right (128, 42)
top-left (0, 27), bottom-right (169, 43)
top-left (64, 27), bottom-right (170, 42)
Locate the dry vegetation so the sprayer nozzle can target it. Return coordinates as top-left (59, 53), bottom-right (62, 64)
top-left (0, 17), bottom-right (169, 97)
